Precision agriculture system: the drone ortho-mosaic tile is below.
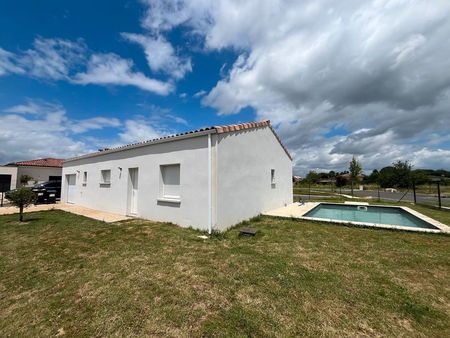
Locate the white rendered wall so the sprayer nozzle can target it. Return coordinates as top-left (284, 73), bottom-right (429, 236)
top-left (214, 127), bottom-right (292, 230)
top-left (62, 135), bottom-right (210, 230)
top-left (17, 166), bottom-right (62, 186)
top-left (0, 166), bottom-right (18, 190)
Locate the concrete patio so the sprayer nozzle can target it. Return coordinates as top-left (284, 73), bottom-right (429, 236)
top-left (263, 202), bottom-right (319, 218)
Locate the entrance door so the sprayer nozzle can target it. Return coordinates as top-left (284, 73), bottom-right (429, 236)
top-left (0, 174), bottom-right (12, 193)
top-left (66, 174), bottom-right (76, 203)
top-left (128, 168), bottom-right (139, 215)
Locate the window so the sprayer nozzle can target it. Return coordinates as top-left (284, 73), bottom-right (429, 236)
top-left (271, 169), bottom-right (276, 186)
top-left (82, 171), bottom-right (88, 186)
top-left (100, 169), bottom-right (111, 185)
top-left (160, 164), bottom-right (180, 200)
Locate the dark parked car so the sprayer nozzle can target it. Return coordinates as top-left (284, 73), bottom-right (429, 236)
top-left (32, 181), bottom-right (61, 203)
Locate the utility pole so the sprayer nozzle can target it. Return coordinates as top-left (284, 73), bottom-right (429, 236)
top-left (412, 180), bottom-right (417, 204)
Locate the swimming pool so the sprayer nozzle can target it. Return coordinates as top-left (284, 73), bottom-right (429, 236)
top-left (303, 203), bottom-right (439, 230)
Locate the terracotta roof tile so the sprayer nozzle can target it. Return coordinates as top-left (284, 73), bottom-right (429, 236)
top-left (11, 158), bottom-right (64, 168)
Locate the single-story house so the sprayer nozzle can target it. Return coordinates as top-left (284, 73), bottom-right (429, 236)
top-left (0, 158), bottom-right (63, 192)
top-left (62, 120), bottom-right (293, 232)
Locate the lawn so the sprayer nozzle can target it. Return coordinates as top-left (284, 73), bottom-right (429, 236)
top-left (1, 210), bottom-right (450, 337)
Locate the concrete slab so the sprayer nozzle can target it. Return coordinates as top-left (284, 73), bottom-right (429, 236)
top-left (263, 202), bottom-right (319, 218)
top-left (0, 203), bottom-right (130, 223)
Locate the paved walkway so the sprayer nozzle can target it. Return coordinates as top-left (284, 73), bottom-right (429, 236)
top-left (263, 202), bottom-right (319, 218)
top-left (0, 203), bottom-right (130, 223)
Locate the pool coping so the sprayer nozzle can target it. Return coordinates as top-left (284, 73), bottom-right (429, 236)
top-left (300, 202), bottom-right (450, 234)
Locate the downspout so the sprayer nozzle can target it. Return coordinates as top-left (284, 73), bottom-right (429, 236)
top-left (208, 133), bottom-right (212, 234)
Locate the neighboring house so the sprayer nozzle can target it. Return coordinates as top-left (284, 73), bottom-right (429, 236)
top-left (0, 158), bottom-right (63, 192)
top-left (62, 120), bottom-right (293, 232)
top-left (293, 175), bottom-right (303, 183)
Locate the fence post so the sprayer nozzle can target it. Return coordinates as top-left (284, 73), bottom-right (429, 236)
top-left (437, 181), bottom-right (441, 209)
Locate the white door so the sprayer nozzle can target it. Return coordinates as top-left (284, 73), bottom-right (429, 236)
top-left (66, 174), bottom-right (76, 204)
top-left (128, 168), bottom-right (139, 215)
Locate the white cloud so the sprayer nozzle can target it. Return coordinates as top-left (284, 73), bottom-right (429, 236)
top-left (69, 117), bottom-right (121, 134)
top-left (0, 100), bottom-right (124, 164)
top-left (72, 53), bottom-right (174, 95)
top-left (1, 37), bottom-right (175, 95)
top-left (0, 48), bottom-right (25, 76)
top-left (140, 0), bottom-right (450, 173)
top-left (19, 37), bottom-right (86, 80)
top-left (193, 89), bottom-right (207, 98)
top-left (121, 32), bottom-right (191, 79)
top-left (119, 118), bottom-right (162, 144)
top-left (3, 101), bottom-right (45, 114)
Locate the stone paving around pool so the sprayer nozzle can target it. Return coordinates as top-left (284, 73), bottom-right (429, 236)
top-left (264, 202), bottom-right (450, 234)
top-left (263, 202), bottom-right (319, 218)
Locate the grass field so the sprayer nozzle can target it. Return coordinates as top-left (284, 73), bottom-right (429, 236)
top-left (1, 209), bottom-right (450, 337)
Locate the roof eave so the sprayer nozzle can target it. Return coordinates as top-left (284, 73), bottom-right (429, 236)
top-left (64, 128), bottom-right (217, 163)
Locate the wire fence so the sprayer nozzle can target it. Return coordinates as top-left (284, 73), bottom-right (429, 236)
top-left (293, 183), bottom-right (450, 209)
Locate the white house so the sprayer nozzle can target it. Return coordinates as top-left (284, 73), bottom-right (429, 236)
top-left (62, 120), bottom-right (292, 232)
top-left (0, 158), bottom-right (63, 192)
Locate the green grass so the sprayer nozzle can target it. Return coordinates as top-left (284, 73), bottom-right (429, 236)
top-left (1, 210), bottom-right (450, 337)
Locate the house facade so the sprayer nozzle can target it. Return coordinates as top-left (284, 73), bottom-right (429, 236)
top-left (62, 120), bottom-right (292, 232)
top-left (0, 158), bottom-right (63, 192)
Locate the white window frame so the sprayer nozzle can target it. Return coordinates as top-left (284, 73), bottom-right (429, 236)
top-left (100, 169), bottom-right (111, 186)
top-left (82, 171), bottom-right (88, 186)
top-left (271, 169), bottom-right (276, 187)
top-left (158, 163), bottom-right (181, 203)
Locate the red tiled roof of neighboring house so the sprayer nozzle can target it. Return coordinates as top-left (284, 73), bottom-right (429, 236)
top-left (65, 120), bottom-right (292, 162)
top-left (10, 158), bottom-right (64, 168)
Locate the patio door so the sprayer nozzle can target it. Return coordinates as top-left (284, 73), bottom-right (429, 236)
top-left (128, 168), bottom-right (139, 215)
top-left (66, 174), bottom-right (76, 203)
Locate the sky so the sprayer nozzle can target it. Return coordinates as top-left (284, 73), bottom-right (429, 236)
top-left (1, 0), bottom-right (450, 175)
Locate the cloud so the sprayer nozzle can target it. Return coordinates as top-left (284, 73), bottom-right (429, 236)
top-left (69, 117), bottom-right (121, 134)
top-left (121, 32), bottom-right (191, 79)
top-left (0, 48), bottom-right (25, 76)
top-left (0, 37), bottom-right (174, 95)
top-left (140, 0), bottom-right (450, 174)
top-left (19, 37), bottom-right (86, 80)
top-left (3, 100), bottom-right (46, 114)
top-left (0, 100), bottom-right (124, 164)
top-left (72, 53), bottom-right (174, 95)
top-left (193, 89), bottom-right (207, 98)
top-left (118, 118), bottom-right (162, 144)
top-left (0, 103), bottom-right (86, 164)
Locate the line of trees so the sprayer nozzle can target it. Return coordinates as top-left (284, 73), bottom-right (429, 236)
top-left (302, 158), bottom-right (449, 190)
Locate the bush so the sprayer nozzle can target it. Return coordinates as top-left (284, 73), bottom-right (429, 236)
top-left (5, 188), bottom-right (37, 222)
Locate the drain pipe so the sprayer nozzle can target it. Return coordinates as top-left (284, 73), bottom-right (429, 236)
top-left (208, 133), bottom-right (212, 234)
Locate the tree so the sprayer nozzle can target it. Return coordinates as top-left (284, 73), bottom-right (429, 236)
top-left (349, 156), bottom-right (362, 195)
top-left (305, 171), bottom-right (320, 184)
top-left (5, 188), bottom-right (37, 222)
top-left (19, 175), bottom-right (33, 186)
top-left (364, 169), bottom-right (379, 184)
top-left (392, 160), bottom-right (412, 188)
top-left (335, 175), bottom-right (348, 188)
top-left (378, 166), bottom-right (396, 188)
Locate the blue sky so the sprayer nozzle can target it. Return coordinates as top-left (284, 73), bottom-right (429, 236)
top-left (1, 1), bottom-right (450, 174)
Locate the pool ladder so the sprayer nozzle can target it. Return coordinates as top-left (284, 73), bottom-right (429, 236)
top-left (357, 205), bottom-right (368, 211)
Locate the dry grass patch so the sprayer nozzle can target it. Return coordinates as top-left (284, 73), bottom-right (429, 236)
top-left (0, 210), bottom-right (449, 337)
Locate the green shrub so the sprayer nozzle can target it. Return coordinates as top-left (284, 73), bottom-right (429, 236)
top-left (5, 187), bottom-right (37, 222)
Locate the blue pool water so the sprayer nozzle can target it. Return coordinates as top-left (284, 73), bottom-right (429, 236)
top-left (304, 204), bottom-right (438, 230)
